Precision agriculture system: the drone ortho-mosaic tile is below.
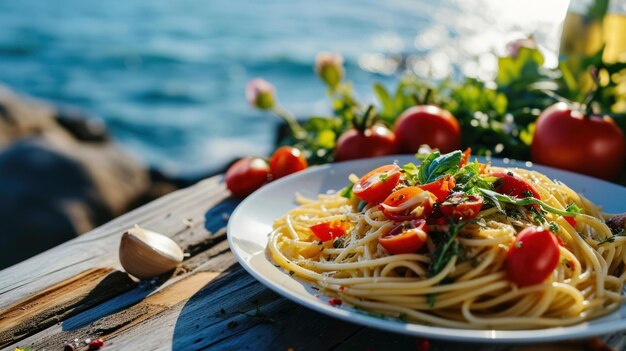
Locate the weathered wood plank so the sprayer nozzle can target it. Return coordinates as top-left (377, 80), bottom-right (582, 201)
top-left (0, 176), bottom-right (227, 310)
top-left (3, 239), bottom-right (236, 351)
top-left (0, 178), bottom-right (235, 348)
top-left (0, 268), bottom-right (134, 349)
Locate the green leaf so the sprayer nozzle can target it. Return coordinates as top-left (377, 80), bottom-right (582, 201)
top-left (479, 189), bottom-right (580, 217)
top-left (429, 221), bottom-right (464, 277)
top-left (340, 184), bottom-right (353, 199)
top-left (373, 83), bottom-right (394, 117)
top-left (418, 151), bottom-right (462, 184)
top-left (401, 162), bottom-right (420, 185)
top-left (454, 163), bottom-right (495, 195)
top-left (566, 203), bottom-right (583, 214)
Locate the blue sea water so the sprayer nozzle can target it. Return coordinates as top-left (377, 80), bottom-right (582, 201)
top-left (0, 0), bottom-right (568, 177)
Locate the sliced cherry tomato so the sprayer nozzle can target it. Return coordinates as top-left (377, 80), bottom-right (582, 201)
top-left (490, 170), bottom-right (541, 199)
top-left (507, 226), bottom-right (560, 287)
top-left (440, 193), bottom-right (484, 220)
top-left (269, 146), bottom-right (308, 179)
top-left (379, 219), bottom-right (428, 254)
top-left (225, 157), bottom-right (271, 197)
top-left (418, 175), bottom-right (455, 202)
top-left (379, 187), bottom-right (435, 221)
top-left (564, 216), bottom-right (576, 228)
top-left (310, 221), bottom-right (349, 242)
top-left (353, 164), bottom-right (402, 204)
top-left (459, 147), bottom-right (472, 167)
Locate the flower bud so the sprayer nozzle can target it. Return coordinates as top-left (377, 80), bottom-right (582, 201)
top-left (505, 37), bottom-right (537, 59)
top-left (245, 78), bottom-right (276, 110)
top-left (314, 52), bottom-right (344, 88)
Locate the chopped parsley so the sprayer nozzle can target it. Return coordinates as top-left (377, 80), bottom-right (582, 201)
top-left (548, 221), bottom-right (559, 233)
top-left (565, 203), bottom-right (583, 214)
top-left (401, 162), bottom-right (420, 185)
top-left (333, 237), bottom-right (345, 248)
top-left (379, 173), bottom-right (388, 182)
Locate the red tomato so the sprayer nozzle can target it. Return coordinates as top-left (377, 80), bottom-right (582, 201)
top-left (380, 187), bottom-right (435, 221)
top-left (490, 170), bottom-right (541, 200)
top-left (353, 164), bottom-right (402, 204)
top-left (531, 102), bottom-right (626, 180)
top-left (507, 226), bottom-right (560, 287)
top-left (225, 158), bottom-right (271, 197)
top-left (393, 105), bottom-right (461, 154)
top-left (335, 124), bottom-right (398, 161)
top-left (564, 216), bottom-right (576, 228)
top-left (418, 176), bottom-right (455, 202)
top-left (269, 146), bottom-right (308, 179)
top-left (379, 219), bottom-right (428, 254)
top-left (310, 221), bottom-right (349, 242)
top-left (440, 193), bottom-right (484, 220)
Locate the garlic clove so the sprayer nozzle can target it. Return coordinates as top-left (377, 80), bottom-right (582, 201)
top-left (119, 226), bottom-right (184, 279)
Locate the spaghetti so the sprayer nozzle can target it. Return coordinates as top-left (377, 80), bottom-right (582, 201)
top-left (268, 150), bottom-right (625, 329)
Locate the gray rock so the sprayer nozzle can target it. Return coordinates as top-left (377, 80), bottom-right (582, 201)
top-left (0, 85), bottom-right (151, 268)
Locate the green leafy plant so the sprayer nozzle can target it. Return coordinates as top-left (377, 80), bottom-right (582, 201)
top-left (247, 43), bottom-right (626, 183)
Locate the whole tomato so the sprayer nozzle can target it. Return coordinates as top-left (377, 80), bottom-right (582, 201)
top-left (393, 105), bottom-right (461, 154)
top-left (225, 157), bottom-right (271, 197)
top-left (269, 146), bottom-right (308, 179)
top-left (335, 124), bottom-right (397, 161)
top-left (531, 103), bottom-right (626, 180)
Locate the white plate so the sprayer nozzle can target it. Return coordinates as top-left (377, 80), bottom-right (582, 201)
top-left (227, 155), bottom-right (626, 343)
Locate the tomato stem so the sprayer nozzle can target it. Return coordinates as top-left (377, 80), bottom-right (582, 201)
top-left (353, 104), bottom-right (376, 132)
top-left (582, 66), bottom-right (601, 117)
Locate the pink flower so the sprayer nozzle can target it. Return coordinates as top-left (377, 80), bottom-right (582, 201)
top-left (314, 52), bottom-right (344, 88)
top-left (245, 78), bottom-right (276, 110)
top-left (505, 37), bottom-right (537, 59)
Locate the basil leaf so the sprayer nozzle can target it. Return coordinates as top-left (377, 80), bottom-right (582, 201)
top-left (340, 184), bottom-right (353, 199)
top-left (418, 150), bottom-right (462, 184)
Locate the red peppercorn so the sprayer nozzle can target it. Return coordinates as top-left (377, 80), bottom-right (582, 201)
top-left (416, 338), bottom-right (430, 351)
top-left (88, 338), bottom-right (104, 350)
top-left (328, 298), bottom-right (342, 306)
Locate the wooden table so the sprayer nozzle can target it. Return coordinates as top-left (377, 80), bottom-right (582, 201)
top-left (1, 175), bottom-right (624, 351)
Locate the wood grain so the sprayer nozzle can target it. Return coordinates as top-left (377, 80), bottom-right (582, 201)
top-left (0, 268), bottom-right (135, 348)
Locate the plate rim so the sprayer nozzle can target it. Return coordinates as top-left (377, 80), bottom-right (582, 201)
top-left (227, 155), bottom-right (626, 343)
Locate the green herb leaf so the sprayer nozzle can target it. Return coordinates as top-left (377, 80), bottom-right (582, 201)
top-left (479, 189), bottom-right (580, 217)
top-left (418, 151), bottom-right (462, 184)
top-left (453, 163), bottom-right (495, 195)
top-left (340, 184), bottom-right (353, 199)
top-left (429, 221), bottom-right (465, 277)
top-left (401, 162), bottom-right (420, 185)
top-left (565, 203), bottom-right (583, 214)
top-left (548, 221), bottom-right (559, 233)
top-left (373, 83), bottom-right (395, 117)
top-left (333, 237), bottom-right (345, 248)
top-left (427, 293), bottom-right (436, 308)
